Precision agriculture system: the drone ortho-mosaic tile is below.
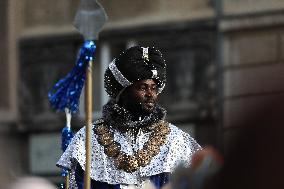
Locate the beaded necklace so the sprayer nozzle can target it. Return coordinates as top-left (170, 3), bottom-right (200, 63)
top-left (94, 120), bottom-right (170, 173)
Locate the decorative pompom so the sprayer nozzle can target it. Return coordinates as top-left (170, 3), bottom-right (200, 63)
top-left (48, 40), bottom-right (96, 113)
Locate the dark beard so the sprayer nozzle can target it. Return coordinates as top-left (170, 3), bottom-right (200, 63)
top-left (125, 99), bottom-right (157, 116)
top-left (102, 100), bottom-right (167, 131)
top-left (141, 100), bottom-right (156, 114)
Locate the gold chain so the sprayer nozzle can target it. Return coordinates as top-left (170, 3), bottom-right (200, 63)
top-left (94, 120), bottom-right (170, 173)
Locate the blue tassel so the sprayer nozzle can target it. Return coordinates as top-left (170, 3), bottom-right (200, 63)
top-left (61, 127), bottom-right (74, 151)
top-left (61, 126), bottom-right (74, 177)
top-left (48, 40), bottom-right (96, 113)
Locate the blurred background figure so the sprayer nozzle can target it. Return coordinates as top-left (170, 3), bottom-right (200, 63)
top-left (171, 146), bottom-right (223, 189)
top-left (9, 177), bottom-right (57, 189)
top-left (170, 94), bottom-right (284, 189)
top-left (205, 96), bottom-right (284, 189)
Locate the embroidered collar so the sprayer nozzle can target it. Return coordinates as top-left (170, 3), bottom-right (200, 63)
top-left (102, 100), bottom-right (167, 132)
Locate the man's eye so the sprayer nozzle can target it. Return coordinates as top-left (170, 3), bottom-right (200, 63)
top-left (139, 86), bottom-right (147, 91)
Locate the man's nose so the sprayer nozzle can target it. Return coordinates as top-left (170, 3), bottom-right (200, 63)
top-left (145, 88), bottom-right (156, 97)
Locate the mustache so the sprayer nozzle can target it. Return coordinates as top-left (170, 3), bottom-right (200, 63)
top-left (143, 99), bottom-right (156, 103)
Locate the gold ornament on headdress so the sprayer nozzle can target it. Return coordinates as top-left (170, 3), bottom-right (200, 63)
top-left (142, 47), bottom-right (149, 62)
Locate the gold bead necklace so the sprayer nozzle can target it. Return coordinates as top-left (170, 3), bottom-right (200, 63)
top-left (94, 120), bottom-right (170, 173)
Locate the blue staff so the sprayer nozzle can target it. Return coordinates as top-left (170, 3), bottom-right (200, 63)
top-left (48, 1), bottom-right (107, 189)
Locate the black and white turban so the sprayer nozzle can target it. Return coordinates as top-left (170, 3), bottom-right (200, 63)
top-left (104, 46), bottom-right (166, 100)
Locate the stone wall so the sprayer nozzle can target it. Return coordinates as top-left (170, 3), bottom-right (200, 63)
top-left (223, 0), bottom-right (284, 15)
top-left (221, 14), bottom-right (284, 151)
top-left (100, 0), bottom-right (214, 29)
top-left (19, 0), bottom-right (214, 37)
top-left (0, 133), bottom-right (28, 189)
top-left (0, 0), bottom-right (9, 110)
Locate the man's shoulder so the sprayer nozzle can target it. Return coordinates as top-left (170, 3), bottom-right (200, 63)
top-left (167, 123), bottom-right (199, 143)
top-left (93, 118), bottom-right (105, 126)
top-left (72, 118), bottom-right (105, 138)
top-left (168, 123), bottom-right (187, 135)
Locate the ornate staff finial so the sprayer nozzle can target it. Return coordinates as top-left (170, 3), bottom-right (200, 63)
top-left (74, 0), bottom-right (108, 40)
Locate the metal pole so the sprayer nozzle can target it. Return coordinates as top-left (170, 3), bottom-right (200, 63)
top-left (84, 60), bottom-right (93, 189)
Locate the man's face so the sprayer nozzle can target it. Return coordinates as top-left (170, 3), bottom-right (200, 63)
top-left (120, 79), bottom-right (158, 115)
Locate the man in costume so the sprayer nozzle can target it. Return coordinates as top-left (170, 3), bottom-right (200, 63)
top-left (57, 46), bottom-right (201, 189)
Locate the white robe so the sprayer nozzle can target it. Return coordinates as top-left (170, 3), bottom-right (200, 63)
top-left (57, 121), bottom-right (201, 188)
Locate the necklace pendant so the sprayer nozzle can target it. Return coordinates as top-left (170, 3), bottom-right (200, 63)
top-left (104, 141), bottom-right (121, 157)
top-left (98, 132), bottom-right (114, 146)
